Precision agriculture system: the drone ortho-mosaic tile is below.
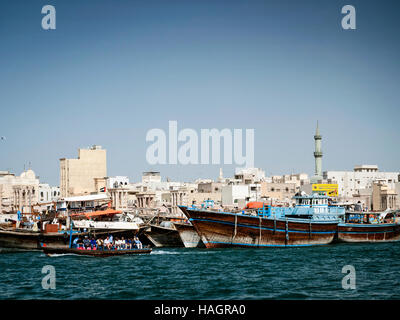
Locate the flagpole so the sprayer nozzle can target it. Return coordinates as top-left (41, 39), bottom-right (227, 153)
top-left (69, 212), bottom-right (73, 248)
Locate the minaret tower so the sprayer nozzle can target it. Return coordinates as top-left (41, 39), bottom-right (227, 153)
top-left (312, 121), bottom-right (323, 183)
top-left (218, 168), bottom-right (224, 182)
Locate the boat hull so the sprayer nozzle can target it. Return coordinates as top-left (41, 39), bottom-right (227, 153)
top-left (144, 225), bottom-right (184, 247)
top-left (174, 223), bottom-right (205, 248)
top-left (179, 207), bottom-right (338, 248)
top-left (0, 229), bottom-right (70, 250)
top-left (42, 247), bottom-right (152, 257)
top-left (0, 228), bottom-right (140, 250)
top-left (337, 223), bottom-right (400, 242)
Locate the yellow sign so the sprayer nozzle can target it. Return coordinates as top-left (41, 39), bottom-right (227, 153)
top-left (312, 184), bottom-right (338, 197)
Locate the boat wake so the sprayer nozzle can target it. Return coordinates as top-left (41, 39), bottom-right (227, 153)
top-left (150, 249), bottom-right (212, 255)
top-left (150, 250), bottom-right (181, 255)
top-left (44, 253), bottom-right (81, 257)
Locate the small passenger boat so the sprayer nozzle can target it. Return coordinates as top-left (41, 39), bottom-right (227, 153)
top-left (40, 243), bottom-right (152, 256)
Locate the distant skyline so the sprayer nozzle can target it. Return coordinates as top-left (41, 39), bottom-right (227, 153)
top-left (1, 0), bottom-right (399, 186)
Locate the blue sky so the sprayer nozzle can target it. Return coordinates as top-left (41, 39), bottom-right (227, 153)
top-left (0, 0), bottom-right (399, 185)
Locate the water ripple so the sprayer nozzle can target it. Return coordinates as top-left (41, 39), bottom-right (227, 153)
top-left (0, 243), bottom-right (399, 299)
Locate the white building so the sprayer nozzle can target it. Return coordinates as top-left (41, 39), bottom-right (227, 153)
top-left (323, 165), bottom-right (399, 198)
top-left (222, 185), bottom-right (250, 208)
top-left (106, 176), bottom-right (129, 189)
top-left (234, 167), bottom-right (266, 184)
top-left (38, 184), bottom-right (60, 203)
top-left (0, 169), bottom-right (40, 213)
top-left (142, 171), bottom-right (161, 183)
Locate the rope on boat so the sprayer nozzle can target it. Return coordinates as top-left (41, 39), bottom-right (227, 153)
top-left (285, 218), bottom-right (289, 245)
top-left (273, 215), bottom-right (276, 234)
top-left (232, 214), bottom-right (237, 243)
top-left (309, 220), bottom-right (312, 239)
top-left (258, 216), bottom-right (262, 247)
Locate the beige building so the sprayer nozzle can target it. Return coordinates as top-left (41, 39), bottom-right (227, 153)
top-left (0, 170), bottom-right (40, 213)
top-left (186, 191), bottom-right (221, 207)
top-left (60, 145), bottom-right (107, 197)
top-left (260, 182), bottom-right (297, 203)
top-left (372, 181), bottom-right (398, 211)
top-left (198, 182), bottom-right (222, 193)
top-left (396, 182), bottom-right (400, 210)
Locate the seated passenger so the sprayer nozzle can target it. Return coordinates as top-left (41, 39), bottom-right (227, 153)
top-left (126, 238), bottom-right (132, 249)
top-left (72, 237), bottom-right (79, 248)
top-left (104, 236), bottom-right (112, 250)
top-left (134, 236), bottom-right (143, 249)
top-left (83, 236), bottom-right (91, 249)
top-left (96, 238), bottom-right (103, 249)
top-left (114, 237), bottom-right (119, 249)
top-left (77, 237), bottom-right (84, 249)
top-left (120, 237), bottom-right (126, 249)
top-left (90, 238), bottom-right (97, 249)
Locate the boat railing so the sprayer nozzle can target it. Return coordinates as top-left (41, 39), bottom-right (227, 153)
top-left (72, 244), bottom-right (148, 251)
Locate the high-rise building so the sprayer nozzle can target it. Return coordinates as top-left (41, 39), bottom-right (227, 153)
top-left (60, 145), bottom-right (107, 197)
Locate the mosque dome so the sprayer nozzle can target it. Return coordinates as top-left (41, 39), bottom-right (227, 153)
top-left (20, 169), bottom-right (36, 180)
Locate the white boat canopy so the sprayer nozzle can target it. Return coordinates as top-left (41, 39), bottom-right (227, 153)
top-left (61, 194), bottom-right (110, 202)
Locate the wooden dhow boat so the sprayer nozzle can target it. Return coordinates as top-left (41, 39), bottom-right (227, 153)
top-left (179, 193), bottom-right (344, 248)
top-left (144, 221), bottom-right (184, 247)
top-left (337, 210), bottom-right (400, 243)
top-left (174, 221), bottom-right (205, 248)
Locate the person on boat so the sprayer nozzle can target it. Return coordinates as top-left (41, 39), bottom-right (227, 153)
top-left (134, 236), bottom-right (142, 249)
top-left (96, 238), bottom-right (103, 250)
top-left (90, 237), bottom-right (97, 249)
top-left (83, 236), bottom-right (91, 249)
top-left (120, 237), bottom-right (126, 249)
top-left (109, 234), bottom-right (114, 244)
top-left (125, 238), bottom-right (132, 249)
top-left (104, 236), bottom-right (112, 250)
top-left (72, 236), bottom-right (80, 248)
top-left (114, 237), bottom-right (120, 249)
top-left (117, 238), bottom-right (124, 249)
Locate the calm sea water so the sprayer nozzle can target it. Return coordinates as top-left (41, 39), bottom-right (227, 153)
top-left (1, 242), bottom-right (399, 299)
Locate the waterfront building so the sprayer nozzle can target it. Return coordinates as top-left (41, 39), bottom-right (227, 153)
top-left (372, 181), bottom-right (398, 211)
top-left (234, 167), bottom-right (266, 184)
top-left (0, 169), bottom-right (40, 213)
top-left (260, 181), bottom-right (297, 204)
top-left (323, 165), bottom-right (399, 198)
top-left (38, 184), bottom-right (60, 203)
top-left (186, 191), bottom-right (221, 207)
top-left (221, 185), bottom-right (250, 208)
top-left (198, 182), bottom-right (223, 193)
top-left (269, 173), bottom-right (309, 189)
top-left (60, 145), bottom-right (107, 197)
top-left (142, 171), bottom-right (161, 183)
top-left (396, 182), bottom-right (400, 209)
top-left (106, 176), bottom-right (129, 189)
